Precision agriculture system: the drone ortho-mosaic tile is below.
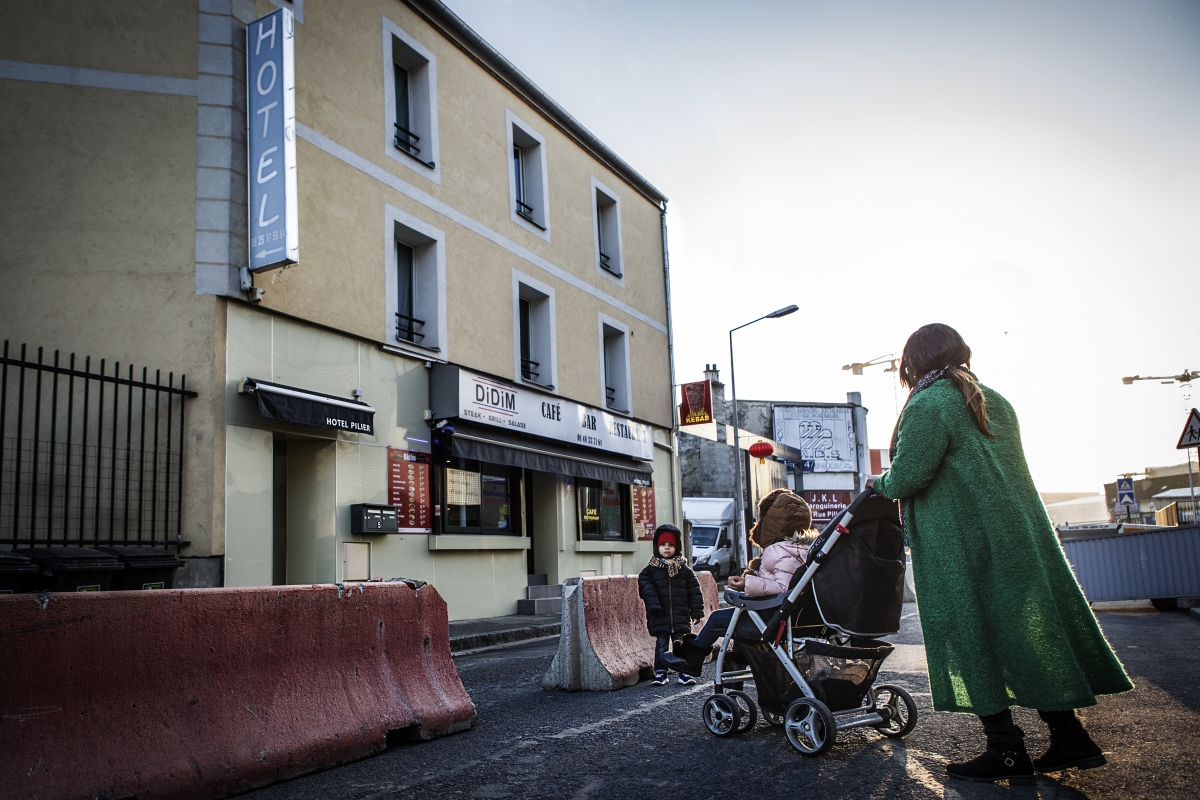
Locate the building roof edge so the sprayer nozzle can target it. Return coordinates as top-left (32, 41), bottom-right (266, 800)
top-left (406, 0), bottom-right (668, 205)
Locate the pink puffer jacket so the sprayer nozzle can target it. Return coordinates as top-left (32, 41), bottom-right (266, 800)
top-left (744, 538), bottom-right (810, 597)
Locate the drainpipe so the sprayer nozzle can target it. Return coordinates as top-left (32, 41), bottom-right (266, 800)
top-left (660, 203), bottom-right (684, 552)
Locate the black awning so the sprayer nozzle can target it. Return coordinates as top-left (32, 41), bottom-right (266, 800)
top-left (240, 378), bottom-right (376, 436)
top-left (446, 423), bottom-right (652, 485)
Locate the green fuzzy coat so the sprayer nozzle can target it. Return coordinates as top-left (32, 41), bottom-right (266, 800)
top-left (874, 379), bottom-right (1132, 716)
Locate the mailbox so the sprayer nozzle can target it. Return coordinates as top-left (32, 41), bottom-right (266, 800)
top-left (350, 503), bottom-right (400, 534)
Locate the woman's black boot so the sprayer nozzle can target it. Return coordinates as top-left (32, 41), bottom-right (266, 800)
top-left (946, 710), bottom-right (1036, 786)
top-left (672, 634), bottom-right (717, 669)
top-left (1033, 710), bottom-right (1106, 772)
top-left (659, 649), bottom-right (702, 677)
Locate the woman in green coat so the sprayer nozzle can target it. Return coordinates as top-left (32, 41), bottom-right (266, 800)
top-left (870, 323), bottom-right (1132, 786)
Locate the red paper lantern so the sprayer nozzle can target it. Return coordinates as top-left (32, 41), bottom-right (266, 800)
top-left (748, 441), bottom-right (774, 463)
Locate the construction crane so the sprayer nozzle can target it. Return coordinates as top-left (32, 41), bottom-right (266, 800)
top-left (843, 354), bottom-right (900, 413)
top-left (842, 354), bottom-right (898, 375)
top-left (1121, 369), bottom-right (1196, 385)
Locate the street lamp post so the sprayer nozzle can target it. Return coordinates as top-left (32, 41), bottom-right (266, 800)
top-left (729, 304), bottom-right (798, 570)
top-left (1121, 369), bottom-right (1197, 520)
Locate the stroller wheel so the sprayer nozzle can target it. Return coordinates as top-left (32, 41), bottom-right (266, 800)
top-left (701, 693), bottom-right (743, 737)
top-left (762, 707), bottom-right (785, 727)
top-left (871, 684), bottom-right (918, 738)
top-left (784, 697), bottom-right (835, 756)
top-left (727, 690), bottom-right (758, 732)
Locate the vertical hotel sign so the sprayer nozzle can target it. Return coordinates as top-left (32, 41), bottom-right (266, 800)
top-left (247, 9), bottom-right (298, 271)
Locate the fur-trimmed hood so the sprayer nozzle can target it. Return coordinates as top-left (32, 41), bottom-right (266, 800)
top-left (749, 489), bottom-right (815, 550)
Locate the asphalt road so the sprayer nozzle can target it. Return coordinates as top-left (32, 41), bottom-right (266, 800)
top-left (243, 604), bottom-right (1200, 800)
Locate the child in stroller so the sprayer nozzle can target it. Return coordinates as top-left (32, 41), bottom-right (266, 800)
top-left (663, 488), bottom-right (815, 676)
top-left (693, 488), bottom-right (919, 756)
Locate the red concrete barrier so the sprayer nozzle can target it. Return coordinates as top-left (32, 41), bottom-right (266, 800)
top-left (544, 571), bottom-right (718, 691)
top-left (0, 583), bottom-right (476, 800)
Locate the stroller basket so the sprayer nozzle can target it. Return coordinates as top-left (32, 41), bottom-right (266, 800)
top-left (739, 640), bottom-right (895, 714)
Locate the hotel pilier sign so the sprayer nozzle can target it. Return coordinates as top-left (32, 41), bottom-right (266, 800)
top-left (439, 367), bottom-right (654, 461)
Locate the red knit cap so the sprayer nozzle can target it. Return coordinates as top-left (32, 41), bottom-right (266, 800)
top-left (654, 524), bottom-right (681, 551)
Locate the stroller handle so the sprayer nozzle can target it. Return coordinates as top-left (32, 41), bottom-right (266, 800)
top-left (837, 485), bottom-right (875, 526)
top-left (761, 486), bottom-right (876, 642)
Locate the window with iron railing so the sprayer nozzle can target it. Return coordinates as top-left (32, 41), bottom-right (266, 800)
top-left (518, 297), bottom-right (537, 381)
top-left (386, 26), bottom-right (438, 173)
top-left (508, 113), bottom-right (548, 233)
top-left (394, 242), bottom-right (425, 344)
top-left (516, 281), bottom-right (554, 389)
top-left (601, 321), bottom-right (630, 413)
top-left (513, 147), bottom-right (537, 223)
top-left (593, 182), bottom-right (623, 279)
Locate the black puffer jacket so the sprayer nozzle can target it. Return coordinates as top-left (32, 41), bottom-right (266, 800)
top-left (638, 562), bottom-right (704, 637)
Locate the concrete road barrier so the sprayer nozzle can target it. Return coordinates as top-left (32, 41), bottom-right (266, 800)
top-left (544, 571), bottom-right (718, 691)
top-left (0, 582), bottom-right (476, 800)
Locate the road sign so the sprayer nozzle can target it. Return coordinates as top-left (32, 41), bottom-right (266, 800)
top-left (1177, 408), bottom-right (1200, 449)
top-left (1116, 477), bottom-right (1136, 507)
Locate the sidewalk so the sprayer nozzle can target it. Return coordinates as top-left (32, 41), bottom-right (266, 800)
top-left (448, 576), bottom-right (731, 654)
top-left (448, 613), bottom-right (561, 654)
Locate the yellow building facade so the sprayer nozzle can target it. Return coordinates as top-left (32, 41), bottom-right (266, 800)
top-left (0, 0), bottom-right (679, 619)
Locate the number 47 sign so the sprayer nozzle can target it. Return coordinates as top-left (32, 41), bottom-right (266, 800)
top-left (1177, 408), bottom-right (1200, 449)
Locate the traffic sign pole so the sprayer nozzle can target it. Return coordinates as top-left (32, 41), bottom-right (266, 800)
top-left (1177, 408), bottom-right (1200, 522)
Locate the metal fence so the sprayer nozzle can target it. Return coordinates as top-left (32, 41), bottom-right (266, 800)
top-left (0, 341), bottom-right (197, 551)
top-left (1061, 524), bottom-right (1200, 603)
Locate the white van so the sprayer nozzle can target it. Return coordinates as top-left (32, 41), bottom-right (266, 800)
top-left (683, 497), bottom-right (735, 579)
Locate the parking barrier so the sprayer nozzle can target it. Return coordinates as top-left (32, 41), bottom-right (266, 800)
top-left (0, 582), bottom-right (475, 800)
top-left (544, 571), bottom-right (718, 691)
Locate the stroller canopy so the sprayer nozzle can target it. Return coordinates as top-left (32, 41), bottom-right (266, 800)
top-left (809, 495), bottom-right (906, 638)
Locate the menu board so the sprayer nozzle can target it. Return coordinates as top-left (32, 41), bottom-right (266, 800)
top-left (632, 482), bottom-right (657, 541)
top-left (387, 448), bottom-right (432, 532)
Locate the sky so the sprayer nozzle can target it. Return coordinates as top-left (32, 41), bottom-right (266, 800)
top-left (445, 0), bottom-right (1200, 492)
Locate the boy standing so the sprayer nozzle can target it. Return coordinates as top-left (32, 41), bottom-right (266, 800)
top-left (638, 524), bottom-right (704, 685)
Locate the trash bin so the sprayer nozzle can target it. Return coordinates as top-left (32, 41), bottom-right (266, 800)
top-left (96, 546), bottom-right (185, 590)
top-left (17, 547), bottom-right (125, 592)
top-left (0, 551), bottom-right (40, 594)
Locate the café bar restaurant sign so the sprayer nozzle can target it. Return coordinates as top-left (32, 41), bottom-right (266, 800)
top-left (432, 365), bottom-right (654, 461)
top-left (246, 8), bottom-right (298, 271)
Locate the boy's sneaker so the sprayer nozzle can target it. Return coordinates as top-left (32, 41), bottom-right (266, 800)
top-left (650, 672), bottom-right (670, 686)
top-left (677, 673), bottom-right (697, 686)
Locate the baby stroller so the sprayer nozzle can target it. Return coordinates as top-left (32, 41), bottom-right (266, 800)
top-left (698, 487), bottom-right (918, 756)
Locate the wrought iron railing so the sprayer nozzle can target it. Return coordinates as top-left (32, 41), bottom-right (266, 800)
top-left (521, 358), bottom-right (540, 382)
top-left (598, 250), bottom-right (620, 277)
top-left (515, 198), bottom-right (536, 221)
top-left (395, 312), bottom-right (427, 344)
top-left (1, 341), bottom-right (196, 551)
top-left (394, 123), bottom-right (435, 167)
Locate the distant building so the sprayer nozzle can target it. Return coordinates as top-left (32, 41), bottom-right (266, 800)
top-left (1042, 494), bottom-right (1108, 527)
top-left (1103, 462), bottom-right (1198, 525)
top-left (676, 365), bottom-right (869, 562)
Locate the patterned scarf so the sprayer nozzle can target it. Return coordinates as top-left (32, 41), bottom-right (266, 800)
top-left (650, 555), bottom-right (689, 577)
top-left (888, 365), bottom-right (977, 460)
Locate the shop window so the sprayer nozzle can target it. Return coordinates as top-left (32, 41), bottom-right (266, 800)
top-left (578, 479), bottom-right (632, 541)
top-left (439, 457), bottom-right (523, 535)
